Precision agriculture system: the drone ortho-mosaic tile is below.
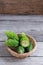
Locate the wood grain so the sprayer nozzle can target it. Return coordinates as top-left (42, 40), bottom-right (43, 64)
top-left (0, 15), bottom-right (42, 65)
top-left (0, 42), bottom-right (43, 65)
top-left (0, 57), bottom-right (43, 65)
top-left (0, 15), bottom-right (43, 21)
top-left (0, 15), bottom-right (43, 41)
top-left (0, 42), bottom-right (43, 57)
top-left (0, 0), bottom-right (43, 14)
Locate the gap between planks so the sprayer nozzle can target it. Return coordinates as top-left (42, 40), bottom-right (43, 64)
top-left (0, 57), bottom-right (43, 65)
top-left (0, 42), bottom-right (43, 65)
top-left (0, 42), bottom-right (43, 57)
top-left (0, 21), bottom-right (43, 42)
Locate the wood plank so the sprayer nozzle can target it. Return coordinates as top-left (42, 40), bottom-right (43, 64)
top-left (0, 57), bottom-right (43, 65)
top-left (0, 0), bottom-right (43, 14)
top-left (0, 20), bottom-right (43, 41)
top-left (0, 15), bottom-right (43, 21)
top-left (0, 15), bottom-right (42, 41)
top-left (0, 42), bottom-right (43, 57)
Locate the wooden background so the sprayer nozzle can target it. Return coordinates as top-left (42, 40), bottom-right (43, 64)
top-left (0, 15), bottom-right (43, 65)
top-left (0, 15), bottom-right (43, 42)
top-left (0, 0), bottom-right (43, 14)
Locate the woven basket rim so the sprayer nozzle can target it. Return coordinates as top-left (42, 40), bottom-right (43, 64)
top-left (6, 34), bottom-right (37, 58)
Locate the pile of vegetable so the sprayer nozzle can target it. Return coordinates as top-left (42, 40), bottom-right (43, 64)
top-left (5, 31), bottom-right (33, 54)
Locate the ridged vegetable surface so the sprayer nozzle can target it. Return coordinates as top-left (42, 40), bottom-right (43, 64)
top-left (5, 31), bottom-right (19, 41)
top-left (26, 42), bottom-right (33, 52)
top-left (5, 39), bottom-right (19, 47)
top-left (5, 31), bottom-right (34, 54)
top-left (20, 32), bottom-right (30, 48)
top-left (17, 46), bottom-right (25, 54)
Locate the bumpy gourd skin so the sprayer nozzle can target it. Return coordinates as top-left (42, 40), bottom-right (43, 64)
top-left (5, 39), bottom-right (19, 47)
top-left (17, 46), bottom-right (25, 54)
top-left (20, 32), bottom-right (25, 38)
top-left (5, 31), bottom-right (19, 41)
top-left (20, 32), bottom-right (30, 48)
top-left (26, 42), bottom-right (33, 52)
top-left (29, 43), bottom-right (33, 51)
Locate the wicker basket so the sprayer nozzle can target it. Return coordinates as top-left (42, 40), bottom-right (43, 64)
top-left (6, 34), bottom-right (37, 58)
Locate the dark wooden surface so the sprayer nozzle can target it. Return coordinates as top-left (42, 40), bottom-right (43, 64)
top-left (0, 0), bottom-right (43, 14)
top-left (0, 15), bottom-right (43, 65)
